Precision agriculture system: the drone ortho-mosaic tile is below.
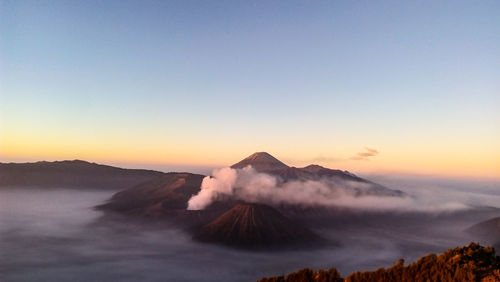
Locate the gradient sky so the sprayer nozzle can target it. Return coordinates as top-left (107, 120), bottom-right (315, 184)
top-left (1, 0), bottom-right (499, 178)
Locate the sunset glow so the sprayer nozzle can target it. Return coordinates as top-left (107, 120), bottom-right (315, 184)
top-left (1, 0), bottom-right (499, 179)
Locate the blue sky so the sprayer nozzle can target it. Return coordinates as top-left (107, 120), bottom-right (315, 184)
top-left (1, 0), bottom-right (499, 177)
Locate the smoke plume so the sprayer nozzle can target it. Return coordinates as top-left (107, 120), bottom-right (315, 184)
top-left (187, 166), bottom-right (469, 212)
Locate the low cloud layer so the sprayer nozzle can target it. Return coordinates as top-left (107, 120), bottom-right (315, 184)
top-left (3, 179), bottom-right (499, 282)
top-left (187, 166), bottom-right (469, 212)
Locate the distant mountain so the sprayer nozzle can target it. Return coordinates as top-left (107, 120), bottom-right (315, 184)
top-left (301, 164), bottom-right (366, 181)
top-left (194, 204), bottom-right (320, 249)
top-left (467, 216), bottom-right (500, 247)
top-left (231, 152), bottom-right (289, 172)
top-left (232, 152), bottom-right (403, 196)
top-left (230, 152), bottom-right (360, 180)
top-left (0, 160), bottom-right (163, 189)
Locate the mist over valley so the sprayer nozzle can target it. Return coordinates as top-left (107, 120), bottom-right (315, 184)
top-left (2, 155), bottom-right (500, 281)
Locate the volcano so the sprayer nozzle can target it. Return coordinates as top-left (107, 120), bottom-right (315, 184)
top-left (194, 203), bottom-right (320, 249)
top-left (93, 151), bottom-right (405, 250)
top-left (98, 151), bottom-right (402, 217)
top-left (231, 152), bottom-right (289, 172)
top-left (231, 152), bottom-right (402, 196)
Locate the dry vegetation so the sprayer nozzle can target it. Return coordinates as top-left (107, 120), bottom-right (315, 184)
top-left (258, 243), bottom-right (500, 282)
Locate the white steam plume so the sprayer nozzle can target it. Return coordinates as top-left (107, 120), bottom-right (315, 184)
top-left (186, 167), bottom-right (238, 210)
top-left (186, 166), bottom-right (469, 212)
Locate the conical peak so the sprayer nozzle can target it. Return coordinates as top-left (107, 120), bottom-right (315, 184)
top-left (246, 152), bottom-right (279, 162)
top-left (231, 152), bottom-right (289, 172)
top-left (194, 203), bottom-right (319, 249)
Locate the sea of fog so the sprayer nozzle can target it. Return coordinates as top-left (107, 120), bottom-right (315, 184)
top-left (1, 176), bottom-right (500, 282)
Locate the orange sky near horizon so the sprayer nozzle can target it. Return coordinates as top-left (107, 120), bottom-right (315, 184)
top-left (1, 1), bottom-right (499, 181)
top-left (1, 130), bottom-right (498, 180)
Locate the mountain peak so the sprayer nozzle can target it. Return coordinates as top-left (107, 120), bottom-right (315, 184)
top-left (231, 152), bottom-right (289, 172)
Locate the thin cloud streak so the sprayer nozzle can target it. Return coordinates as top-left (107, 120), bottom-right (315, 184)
top-left (351, 147), bottom-right (379, 161)
top-left (312, 156), bottom-right (344, 163)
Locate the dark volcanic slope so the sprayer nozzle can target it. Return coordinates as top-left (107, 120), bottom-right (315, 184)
top-left (97, 172), bottom-right (205, 214)
top-left (194, 204), bottom-right (319, 249)
top-left (0, 160), bottom-right (163, 189)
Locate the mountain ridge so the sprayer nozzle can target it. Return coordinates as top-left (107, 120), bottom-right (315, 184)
top-left (0, 160), bottom-right (164, 189)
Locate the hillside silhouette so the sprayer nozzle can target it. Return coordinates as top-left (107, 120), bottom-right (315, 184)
top-left (258, 243), bottom-right (500, 282)
top-left (0, 160), bottom-right (163, 189)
